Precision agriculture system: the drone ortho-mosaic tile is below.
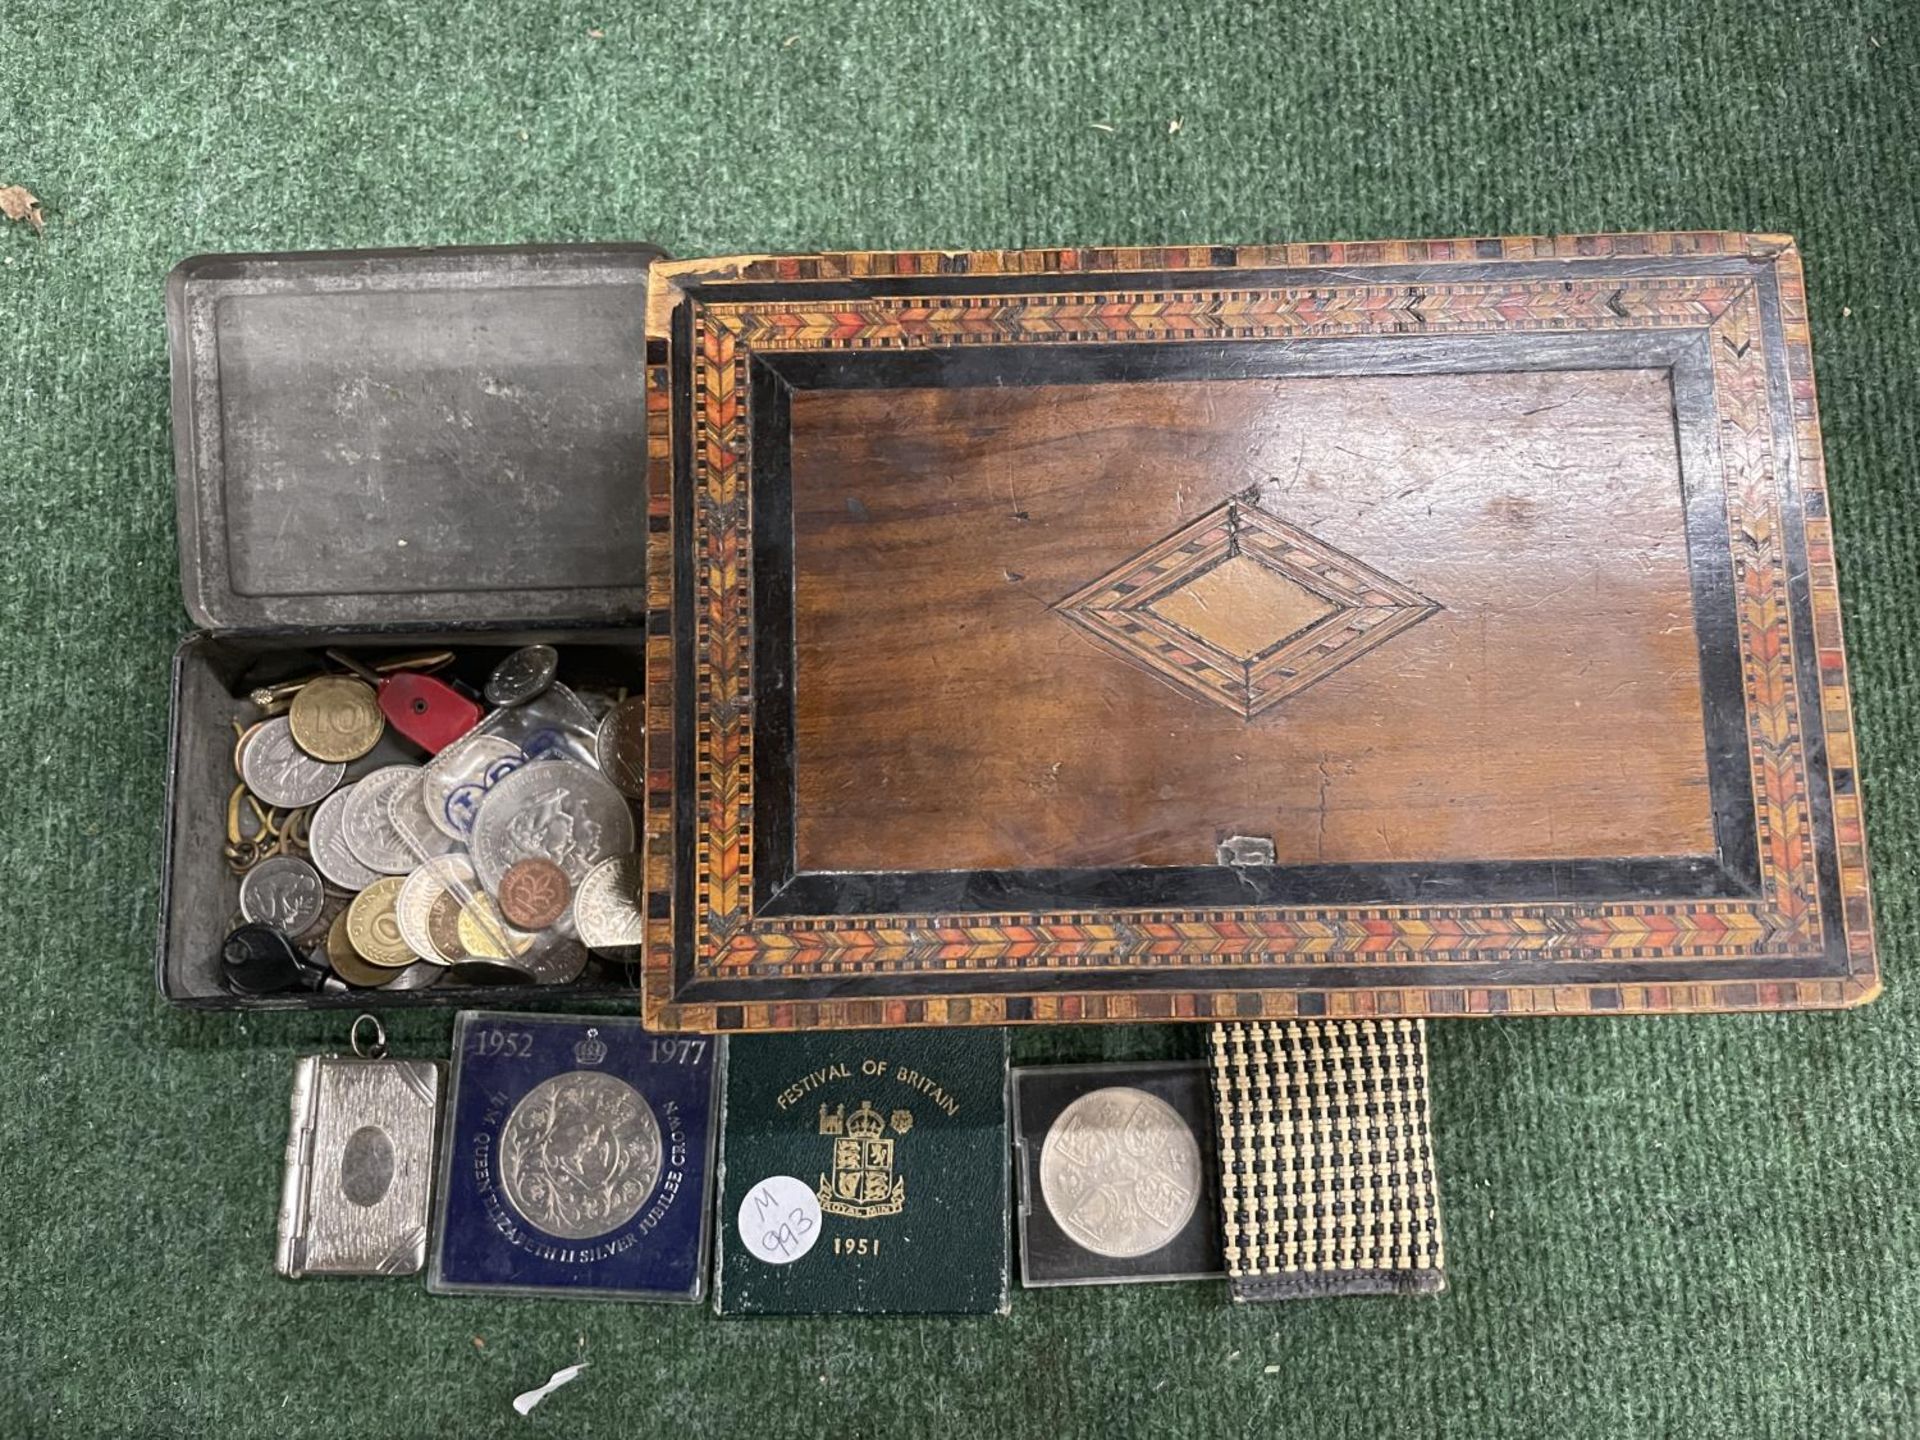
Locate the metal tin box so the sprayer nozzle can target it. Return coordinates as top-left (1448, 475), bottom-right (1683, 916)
top-left (157, 244), bottom-right (663, 1008)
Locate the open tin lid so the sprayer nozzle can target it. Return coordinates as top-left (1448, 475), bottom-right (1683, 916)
top-left (166, 243), bottom-right (663, 631)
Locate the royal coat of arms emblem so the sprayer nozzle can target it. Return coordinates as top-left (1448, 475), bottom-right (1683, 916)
top-left (816, 1100), bottom-right (910, 1219)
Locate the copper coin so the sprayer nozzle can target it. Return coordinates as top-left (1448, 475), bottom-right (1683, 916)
top-left (288, 676), bottom-right (384, 762)
top-left (325, 911), bottom-right (397, 988)
top-left (497, 857), bottom-right (571, 930)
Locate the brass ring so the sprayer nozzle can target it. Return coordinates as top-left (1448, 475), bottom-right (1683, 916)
top-left (279, 806), bottom-right (313, 855)
top-left (248, 795), bottom-right (278, 837)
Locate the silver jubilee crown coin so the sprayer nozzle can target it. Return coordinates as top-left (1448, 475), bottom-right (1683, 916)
top-left (428, 1013), bottom-right (720, 1302)
top-left (499, 1070), bottom-right (663, 1239)
top-left (341, 764), bottom-right (425, 875)
top-left (1039, 1087), bottom-right (1203, 1260)
top-left (241, 716), bottom-right (346, 809)
top-left (468, 760), bottom-right (633, 893)
top-left (484, 645), bottom-right (559, 708)
top-left (239, 855), bottom-right (327, 935)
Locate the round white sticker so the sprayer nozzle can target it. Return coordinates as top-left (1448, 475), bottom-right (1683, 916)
top-left (737, 1175), bottom-right (823, 1266)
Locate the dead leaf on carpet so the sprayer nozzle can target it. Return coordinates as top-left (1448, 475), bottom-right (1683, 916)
top-left (0, 185), bottom-right (45, 233)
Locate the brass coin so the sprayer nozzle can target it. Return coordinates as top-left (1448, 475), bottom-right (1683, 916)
top-left (497, 857), bottom-right (571, 930)
top-left (427, 890), bottom-right (470, 962)
top-left (456, 895), bottom-right (535, 961)
top-left (289, 676), bottom-right (384, 763)
top-left (325, 910), bottom-right (397, 988)
top-left (345, 876), bottom-right (416, 968)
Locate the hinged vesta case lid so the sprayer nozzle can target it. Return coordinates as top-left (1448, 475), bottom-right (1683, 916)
top-left (643, 233), bottom-right (1878, 1033)
top-left (166, 243), bottom-right (663, 631)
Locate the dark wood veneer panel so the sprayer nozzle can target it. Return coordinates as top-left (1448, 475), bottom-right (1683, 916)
top-left (790, 369), bottom-right (1711, 873)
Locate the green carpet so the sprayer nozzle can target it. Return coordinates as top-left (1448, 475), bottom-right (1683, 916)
top-left (3, 0), bottom-right (1917, 1434)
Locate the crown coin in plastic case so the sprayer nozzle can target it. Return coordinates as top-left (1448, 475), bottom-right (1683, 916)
top-left (1011, 1061), bottom-right (1225, 1288)
top-left (428, 1012), bottom-right (720, 1301)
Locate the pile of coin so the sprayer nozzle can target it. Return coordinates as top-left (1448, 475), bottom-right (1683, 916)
top-left (220, 645), bottom-right (648, 998)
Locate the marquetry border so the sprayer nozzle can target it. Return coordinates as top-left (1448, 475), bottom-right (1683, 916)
top-left (643, 233), bottom-right (1878, 1031)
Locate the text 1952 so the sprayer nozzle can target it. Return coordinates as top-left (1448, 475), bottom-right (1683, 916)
top-left (470, 1029), bottom-right (534, 1058)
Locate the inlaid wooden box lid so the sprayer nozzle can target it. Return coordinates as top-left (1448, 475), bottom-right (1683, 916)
top-left (641, 233), bottom-right (1878, 1033)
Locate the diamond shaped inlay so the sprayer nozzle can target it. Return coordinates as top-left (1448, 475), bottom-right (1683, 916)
top-left (1054, 498), bottom-right (1441, 719)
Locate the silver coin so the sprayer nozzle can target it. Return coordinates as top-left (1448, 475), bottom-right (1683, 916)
top-left (237, 855), bottom-right (327, 935)
top-left (308, 787), bottom-right (384, 891)
top-left (239, 716), bottom-right (345, 809)
top-left (421, 733), bottom-right (527, 840)
top-left (594, 698), bottom-right (647, 799)
top-left (1039, 1087), bottom-right (1203, 1259)
top-left (499, 1070), bottom-right (662, 1240)
top-left (485, 645), bottom-right (559, 708)
top-left (384, 766), bottom-right (460, 863)
top-left (340, 764), bottom-right (424, 875)
top-left (395, 855), bottom-right (477, 965)
top-left (573, 854), bottom-right (645, 951)
top-left (526, 937), bottom-right (591, 986)
top-left (382, 961), bottom-right (444, 992)
top-left (469, 760), bottom-right (633, 893)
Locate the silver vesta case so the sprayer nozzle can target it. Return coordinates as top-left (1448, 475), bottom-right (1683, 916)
top-left (276, 1054), bottom-right (443, 1277)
